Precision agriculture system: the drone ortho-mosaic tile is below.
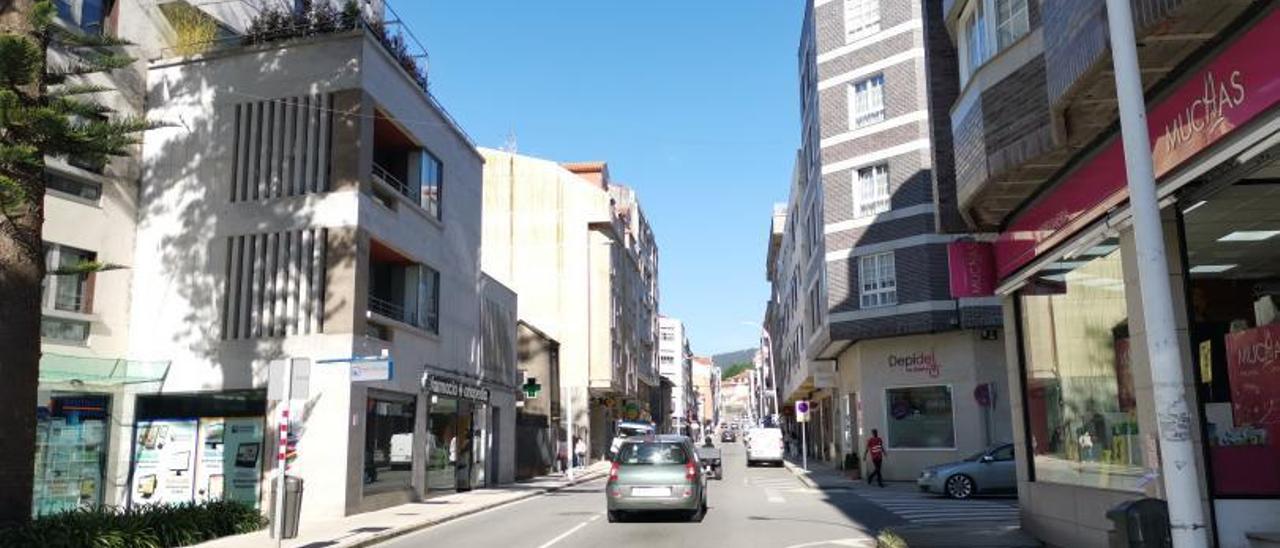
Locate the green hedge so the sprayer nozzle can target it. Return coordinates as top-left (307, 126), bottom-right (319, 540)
top-left (0, 500), bottom-right (266, 548)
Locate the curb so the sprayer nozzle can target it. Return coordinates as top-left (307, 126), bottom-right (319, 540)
top-left (344, 469), bottom-right (608, 548)
top-left (782, 460), bottom-right (820, 490)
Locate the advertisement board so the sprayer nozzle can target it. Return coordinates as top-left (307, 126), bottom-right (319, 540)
top-left (130, 419), bottom-right (198, 506)
top-left (194, 417), bottom-right (264, 507)
top-left (1224, 323), bottom-right (1280, 426)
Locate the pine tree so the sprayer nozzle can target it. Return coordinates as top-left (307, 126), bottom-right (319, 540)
top-left (0, 0), bottom-right (152, 523)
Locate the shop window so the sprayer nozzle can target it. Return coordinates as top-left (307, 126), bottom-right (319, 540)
top-left (1181, 176), bottom-right (1280, 497)
top-left (365, 393), bottom-right (416, 493)
top-left (885, 385), bottom-right (954, 448)
top-left (32, 394), bottom-right (110, 516)
top-left (1018, 241), bottom-right (1146, 491)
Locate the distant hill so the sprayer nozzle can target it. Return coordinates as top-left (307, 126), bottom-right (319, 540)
top-left (712, 348), bottom-right (755, 369)
top-left (712, 348), bottom-right (755, 380)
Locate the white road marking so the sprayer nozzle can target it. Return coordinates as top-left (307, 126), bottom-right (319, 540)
top-left (535, 514), bottom-right (600, 548)
top-left (783, 538), bottom-right (875, 548)
top-left (765, 488), bottom-right (786, 503)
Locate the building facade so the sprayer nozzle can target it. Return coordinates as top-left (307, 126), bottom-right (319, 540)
top-left (27, 0), bottom-right (519, 521)
top-left (767, 0), bottom-right (1009, 480)
top-left (480, 149), bottom-right (660, 461)
top-left (941, 0), bottom-right (1280, 545)
top-left (658, 317), bottom-right (696, 434)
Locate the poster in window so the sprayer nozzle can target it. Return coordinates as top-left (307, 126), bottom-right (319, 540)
top-left (194, 417), bottom-right (263, 507)
top-left (130, 419), bottom-right (197, 506)
top-left (1224, 323), bottom-right (1280, 426)
top-left (1113, 337), bottom-right (1136, 412)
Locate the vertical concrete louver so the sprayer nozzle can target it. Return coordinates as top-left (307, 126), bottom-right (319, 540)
top-left (230, 94), bottom-right (334, 202)
top-left (221, 228), bottom-right (328, 339)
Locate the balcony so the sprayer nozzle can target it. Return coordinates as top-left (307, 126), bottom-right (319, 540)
top-left (367, 240), bottom-right (439, 336)
top-left (370, 112), bottom-right (443, 219)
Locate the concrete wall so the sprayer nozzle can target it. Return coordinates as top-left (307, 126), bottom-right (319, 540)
top-left (479, 149), bottom-right (613, 450)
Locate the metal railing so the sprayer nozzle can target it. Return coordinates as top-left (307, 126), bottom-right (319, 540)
top-left (367, 293), bottom-right (405, 323)
top-left (371, 163), bottom-right (414, 201)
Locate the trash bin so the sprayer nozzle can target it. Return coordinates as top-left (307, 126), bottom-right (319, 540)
top-left (1106, 498), bottom-right (1172, 548)
top-left (269, 476), bottom-right (304, 539)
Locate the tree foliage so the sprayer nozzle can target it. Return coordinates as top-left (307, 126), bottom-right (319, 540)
top-left (0, 1), bottom-right (154, 224)
top-left (721, 361), bottom-right (755, 380)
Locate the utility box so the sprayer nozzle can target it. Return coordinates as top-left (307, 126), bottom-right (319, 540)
top-left (269, 476), bottom-right (304, 539)
top-left (1106, 498), bottom-right (1172, 548)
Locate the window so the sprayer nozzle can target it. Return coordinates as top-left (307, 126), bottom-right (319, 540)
top-left (55, 0), bottom-right (109, 35)
top-left (959, 0), bottom-right (1030, 85)
top-left (849, 75), bottom-right (885, 129)
top-left (843, 0), bottom-right (881, 42)
top-left (660, 355), bottom-right (675, 365)
top-left (1018, 241), bottom-right (1146, 491)
top-left (364, 393), bottom-right (416, 493)
top-left (859, 252), bottom-right (896, 308)
top-left (42, 244), bottom-right (96, 314)
top-left (808, 284), bottom-right (822, 330)
top-left (885, 385), bottom-right (954, 448)
top-left (855, 164), bottom-right (890, 217)
top-left (420, 150), bottom-right (442, 219)
top-left (991, 445), bottom-right (1015, 461)
top-left (416, 265), bottom-right (441, 334)
top-left (41, 317), bottom-right (90, 344)
top-left (46, 172), bottom-right (102, 203)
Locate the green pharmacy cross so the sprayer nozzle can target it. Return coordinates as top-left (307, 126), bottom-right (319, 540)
top-left (522, 378), bottom-right (542, 399)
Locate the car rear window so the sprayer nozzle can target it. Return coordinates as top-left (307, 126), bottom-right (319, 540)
top-left (618, 426), bottom-right (651, 438)
top-left (617, 443), bottom-right (689, 465)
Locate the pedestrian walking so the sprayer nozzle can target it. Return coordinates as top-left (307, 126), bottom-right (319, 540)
top-left (863, 428), bottom-right (886, 487)
top-left (574, 436), bottom-right (587, 468)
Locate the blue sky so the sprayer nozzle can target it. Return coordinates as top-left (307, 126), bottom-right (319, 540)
top-left (406, 2), bottom-right (803, 355)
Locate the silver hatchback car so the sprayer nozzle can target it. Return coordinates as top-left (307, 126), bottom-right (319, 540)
top-left (605, 435), bottom-right (707, 522)
top-left (916, 443), bottom-right (1016, 498)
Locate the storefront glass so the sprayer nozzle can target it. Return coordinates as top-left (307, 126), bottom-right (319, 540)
top-left (1018, 242), bottom-right (1146, 491)
top-left (33, 393), bottom-right (110, 516)
top-left (364, 393), bottom-right (416, 493)
top-left (885, 385), bottom-right (954, 448)
top-left (1181, 174), bottom-right (1280, 497)
top-left (426, 396), bottom-right (458, 492)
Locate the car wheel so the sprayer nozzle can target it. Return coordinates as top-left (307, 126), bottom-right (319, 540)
top-left (688, 500), bottom-right (706, 522)
top-left (607, 510), bottom-right (623, 523)
top-left (945, 474), bottom-right (976, 499)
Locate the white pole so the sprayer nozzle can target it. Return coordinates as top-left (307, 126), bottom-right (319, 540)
top-left (801, 420), bottom-right (808, 471)
top-left (274, 360), bottom-right (291, 546)
top-left (1104, 1), bottom-right (1209, 545)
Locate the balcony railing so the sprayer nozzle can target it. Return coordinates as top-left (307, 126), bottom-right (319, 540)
top-left (368, 293), bottom-right (405, 324)
top-left (372, 163), bottom-right (414, 202)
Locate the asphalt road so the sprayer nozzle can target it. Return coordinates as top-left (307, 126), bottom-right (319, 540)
top-left (378, 441), bottom-right (904, 548)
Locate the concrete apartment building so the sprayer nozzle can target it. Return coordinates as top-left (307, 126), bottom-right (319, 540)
top-left (691, 356), bottom-right (719, 430)
top-left (27, 0), bottom-right (519, 521)
top-left (657, 317), bottom-right (695, 434)
top-left (935, 0), bottom-right (1280, 544)
top-left (766, 0), bottom-right (1009, 480)
top-left (480, 149), bottom-right (660, 461)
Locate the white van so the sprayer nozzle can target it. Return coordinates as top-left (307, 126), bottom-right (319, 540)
top-left (745, 427), bottom-right (784, 466)
top-left (389, 433), bottom-right (414, 469)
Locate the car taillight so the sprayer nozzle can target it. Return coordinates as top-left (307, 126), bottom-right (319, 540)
top-left (685, 461), bottom-right (697, 482)
top-left (778, 440), bottom-right (785, 451)
top-left (609, 462), bottom-right (619, 482)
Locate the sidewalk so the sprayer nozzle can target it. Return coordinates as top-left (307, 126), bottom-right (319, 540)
top-left (196, 461), bottom-right (610, 548)
top-left (782, 457), bottom-right (1040, 548)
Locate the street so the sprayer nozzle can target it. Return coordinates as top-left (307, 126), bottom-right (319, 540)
top-left (376, 442), bottom-right (1006, 548)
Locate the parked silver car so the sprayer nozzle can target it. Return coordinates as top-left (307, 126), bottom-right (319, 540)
top-left (916, 444), bottom-right (1016, 499)
top-left (605, 435), bottom-right (707, 522)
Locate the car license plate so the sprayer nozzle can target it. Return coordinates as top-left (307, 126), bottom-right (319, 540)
top-left (631, 487), bottom-right (670, 497)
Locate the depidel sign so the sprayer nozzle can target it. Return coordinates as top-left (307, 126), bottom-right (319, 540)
top-left (423, 374), bottom-right (490, 403)
top-left (887, 352), bottom-right (941, 378)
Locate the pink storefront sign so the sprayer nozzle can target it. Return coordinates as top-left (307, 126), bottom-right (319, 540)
top-left (994, 9), bottom-right (1280, 280)
top-left (947, 241), bottom-right (996, 298)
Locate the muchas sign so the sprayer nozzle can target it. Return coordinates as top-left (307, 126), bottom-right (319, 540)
top-left (994, 10), bottom-right (1280, 280)
top-left (1224, 323), bottom-right (1280, 426)
top-left (948, 241), bottom-right (996, 298)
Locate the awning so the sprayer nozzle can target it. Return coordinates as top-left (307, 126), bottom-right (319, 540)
top-left (39, 353), bottom-right (170, 386)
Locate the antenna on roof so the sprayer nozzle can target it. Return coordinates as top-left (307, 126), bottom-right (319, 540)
top-left (502, 127), bottom-right (518, 153)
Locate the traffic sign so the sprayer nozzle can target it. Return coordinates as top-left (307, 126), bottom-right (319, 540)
top-left (796, 400), bottom-right (810, 423)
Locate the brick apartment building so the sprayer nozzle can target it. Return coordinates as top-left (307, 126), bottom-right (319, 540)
top-left (766, 0), bottom-right (1010, 480)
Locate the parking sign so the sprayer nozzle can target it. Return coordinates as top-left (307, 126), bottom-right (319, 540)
top-left (796, 400), bottom-right (810, 423)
